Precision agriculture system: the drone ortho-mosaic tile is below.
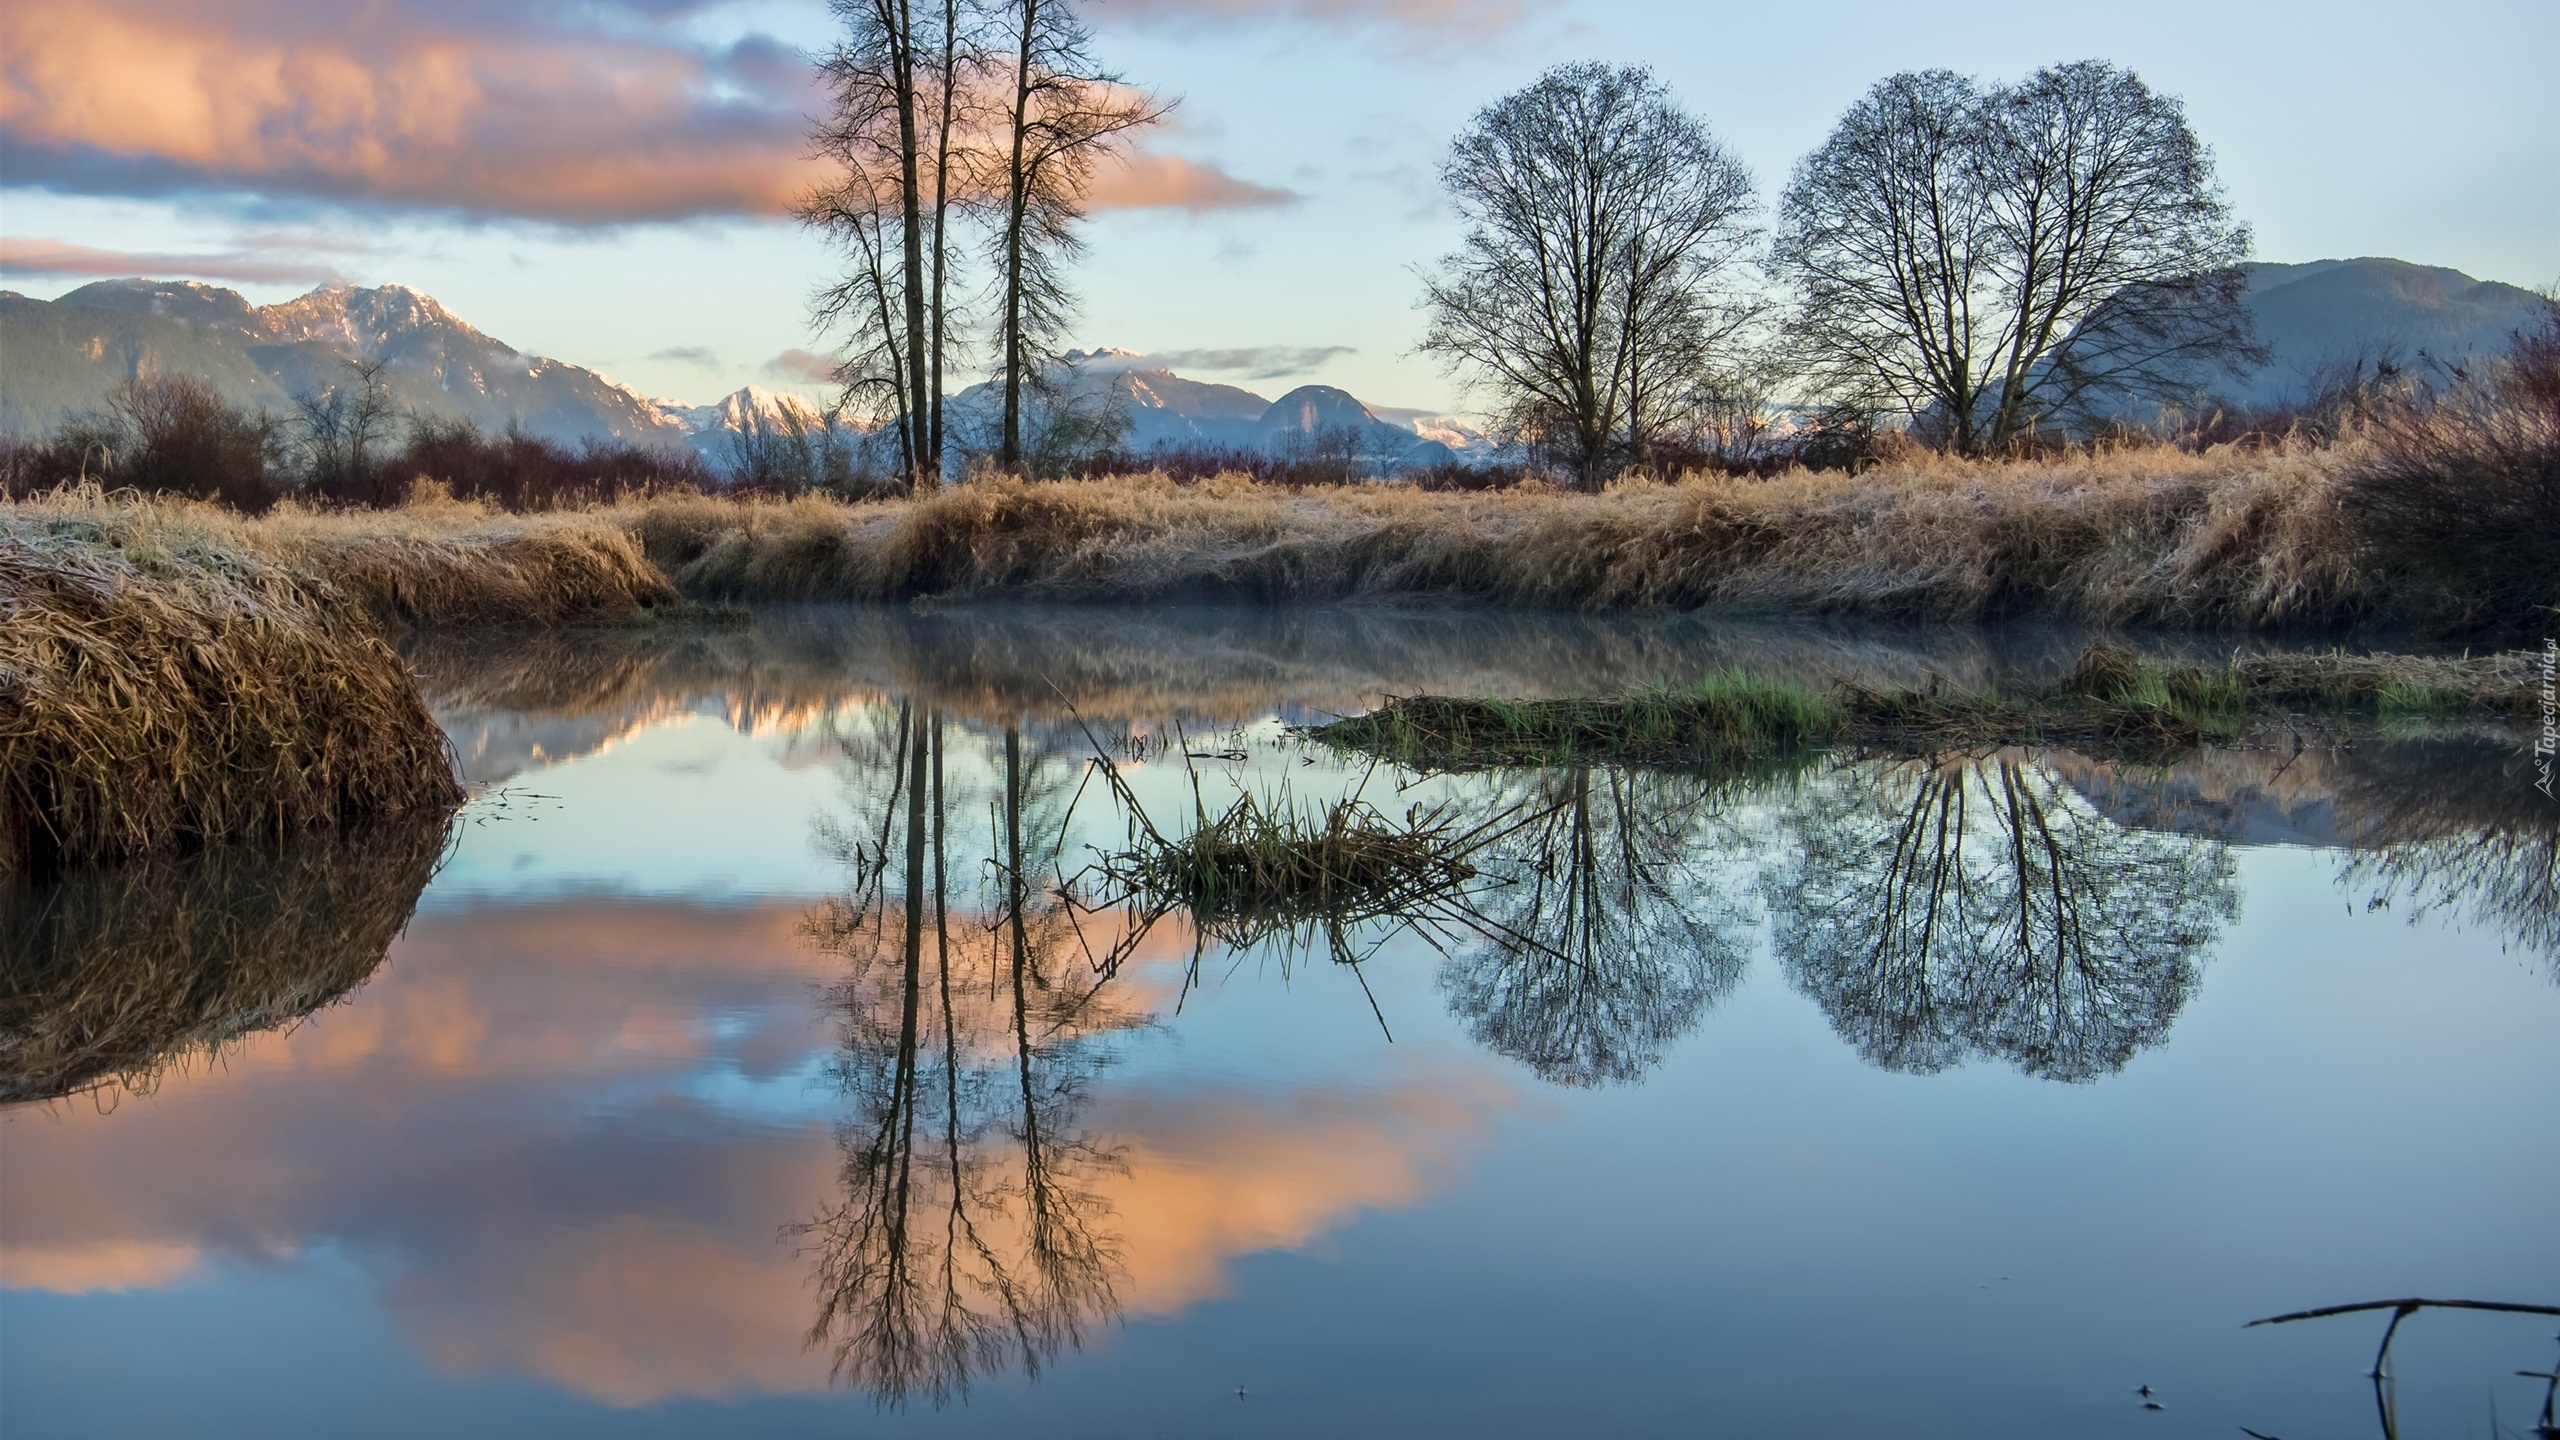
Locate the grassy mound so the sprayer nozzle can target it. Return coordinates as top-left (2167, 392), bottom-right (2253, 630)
top-left (601, 446), bottom-right (2379, 627)
top-left (5, 486), bottom-right (683, 631)
top-left (1064, 718), bottom-right (1484, 977)
top-left (289, 513), bottom-right (683, 628)
top-left (16, 394), bottom-right (2559, 636)
top-left (0, 815), bottom-right (448, 1104)
top-left (0, 535), bottom-right (463, 874)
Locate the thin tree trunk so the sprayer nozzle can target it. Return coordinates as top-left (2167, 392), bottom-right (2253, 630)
top-left (892, 0), bottom-right (934, 489)
top-left (998, 0), bottom-right (1037, 470)
top-left (928, 0), bottom-right (958, 473)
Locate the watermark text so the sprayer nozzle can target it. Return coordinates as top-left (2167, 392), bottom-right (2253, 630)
top-left (2536, 637), bottom-right (2556, 799)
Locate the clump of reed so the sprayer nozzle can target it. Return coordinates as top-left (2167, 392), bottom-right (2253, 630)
top-left (2333, 303), bottom-right (2560, 633)
top-left (0, 813), bottom-right (448, 1104)
top-left (623, 489), bottom-right (896, 602)
top-left (1062, 717), bottom-right (1485, 981)
top-left (1107, 787), bottom-right (1480, 937)
top-left (269, 488), bottom-right (684, 629)
top-left (0, 531), bottom-right (463, 874)
top-left (1308, 645), bottom-right (2544, 771)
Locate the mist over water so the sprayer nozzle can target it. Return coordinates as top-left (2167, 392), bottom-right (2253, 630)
top-left (5, 606), bottom-right (2553, 1438)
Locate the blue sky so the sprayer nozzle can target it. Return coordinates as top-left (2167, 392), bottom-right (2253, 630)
top-left (2, 0), bottom-right (2552, 415)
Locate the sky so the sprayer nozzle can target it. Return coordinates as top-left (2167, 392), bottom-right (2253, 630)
top-left (2, 0), bottom-right (2555, 416)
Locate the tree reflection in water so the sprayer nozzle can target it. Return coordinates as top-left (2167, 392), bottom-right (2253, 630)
top-left (1439, 767), bottom-right (1752, 1088)
top-left (2325, 738), bottom-right (2560, 976)
top-left (2345, 824), bottom-right (2559, 974)
top-left (794, 704), bottom-right (1130, 1408)
top-left (1766, 753), bottom-right (2237, 1082)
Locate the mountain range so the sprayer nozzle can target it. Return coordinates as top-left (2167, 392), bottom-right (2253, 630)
top-left (0, 257), bottom-right (2544, 460)
top-left (2218, 258), bottom-right (2549, 404)
top-left (946, 350), bottom-right (1487, 466)
top-left (0, 280), bottom-right (689, 447)
top-left (0, 280), bottom-right (1488, 464)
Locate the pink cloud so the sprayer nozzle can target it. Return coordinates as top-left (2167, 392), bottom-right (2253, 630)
top-left (763, 348), bottom-right (838, 383)
top-left (0, 235), bottom-right (343, 285)
top-left (1090, 151), bottom-right (1296, 212)
top-left (0, 898), bottom-right (1515, 1407)
top-left (0, 0), bottom-right (1287, 224)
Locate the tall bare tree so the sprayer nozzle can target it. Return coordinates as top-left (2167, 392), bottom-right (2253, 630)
top-left (987, 0), bottom-right (1161, 471)
top-left (806, 0), bottom-right (982, 489)
top-left (1772, 61), bottom-right (2258, 455)
top-left (1418, 63), bottom-right (1758, 486)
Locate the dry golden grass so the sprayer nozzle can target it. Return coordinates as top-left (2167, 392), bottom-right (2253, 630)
top-left (0, 518), bottom-right (463, 873)
top-left (1, 426), bottom-right (2516, 632)
top-left (2, 483), bottom-right (677, 630)
top-left (0, 814), bottom-right (447, 1104)
top-left (599, 440), bottom-right (2381, 626)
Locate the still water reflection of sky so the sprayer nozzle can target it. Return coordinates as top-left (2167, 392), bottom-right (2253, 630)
top-left (4, 608), bottom-right (2553, 1438)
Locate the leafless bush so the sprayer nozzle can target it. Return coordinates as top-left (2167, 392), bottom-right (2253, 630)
top-left (0, 378), bottom-right (283, 509)
top-left (2335, 304), bottom-right (2560, 633)
top-left (393, 418), bottom-right (721, 509)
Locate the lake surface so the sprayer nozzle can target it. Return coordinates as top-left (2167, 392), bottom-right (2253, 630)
top-left (5, 606), bottom-right (2554, 1438)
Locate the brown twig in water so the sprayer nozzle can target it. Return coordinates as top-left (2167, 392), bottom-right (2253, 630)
top-left (2246, 1298), bottom-right (2560, 1440)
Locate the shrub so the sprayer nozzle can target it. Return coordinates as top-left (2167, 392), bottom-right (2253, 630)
top-left (368, 418), bottom-right (720, 510)
top-left (0, 378), bottom-right (283, 510)
top-left (2335, 304), bottom-right (2560, 633)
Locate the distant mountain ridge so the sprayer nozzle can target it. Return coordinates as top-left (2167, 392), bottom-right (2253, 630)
top-left (2224, 257), bottom-right (2551, 403)
top-left (0, 279), bottom-right (691, 447)
top-left (947, 350), bottom-right (1490, 463)
top-left (3, 259), bottom-right (2538, 461)
top-left (0, 282), bottom-right (1489, 465)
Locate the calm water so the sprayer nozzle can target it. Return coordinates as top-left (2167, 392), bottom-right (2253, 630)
top-left (4, 606), bottom-right (2554, 1438)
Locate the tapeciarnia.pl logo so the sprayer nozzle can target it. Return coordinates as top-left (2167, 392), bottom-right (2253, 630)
top-left (2536, 637), bottom-right (2556, 799)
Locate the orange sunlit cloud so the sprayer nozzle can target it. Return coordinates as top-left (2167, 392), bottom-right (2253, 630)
top-left (1, 0), bottom-right (1288, 224)
top-left (1091, 151), bottom-right (1295, 212)
top-left (0, 1240), bottom-right (205, 1294)
top-left (0, 0), bottom-right (821, 222)
top-left (381, 1070), bottom-right (1508, 1407)
top-left (0, 236), bottom-right (344, 284)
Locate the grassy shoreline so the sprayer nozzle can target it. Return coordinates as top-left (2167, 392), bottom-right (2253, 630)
top-left (4, 420), bottom-right (2550, 635)
top-left (1304, 645), bottom-right (2544, 770)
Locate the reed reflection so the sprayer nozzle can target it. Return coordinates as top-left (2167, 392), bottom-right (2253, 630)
top-left (1438, 767), bottom-right (1751, 1088)
top-left (1766, 754), bottom-right (2237, 1082)
top-left (0, 815), bottom-right (450, 1106)
top-left (796, 704), bottom-right (1132, 1408)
